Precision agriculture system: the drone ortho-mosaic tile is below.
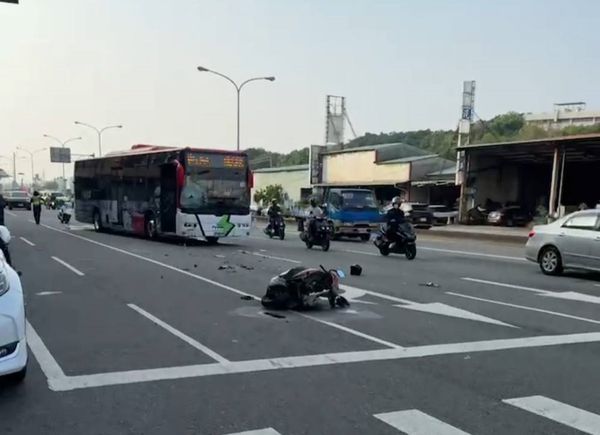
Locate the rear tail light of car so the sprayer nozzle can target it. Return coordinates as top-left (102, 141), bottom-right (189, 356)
top-left (528, 230), bottom-right (536, 238)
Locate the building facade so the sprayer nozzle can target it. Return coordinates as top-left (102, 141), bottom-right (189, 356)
top-left (525, 103), bottom-right (600, 131)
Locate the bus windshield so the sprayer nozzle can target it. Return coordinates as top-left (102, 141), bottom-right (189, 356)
top-left (180, 152), bottom-right (249, 214)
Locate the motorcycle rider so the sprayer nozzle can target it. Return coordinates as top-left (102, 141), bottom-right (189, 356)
top-left (306, 198), bottom-right (324, 239)
top-left (266, 199), bottom-right (282, 233)
top-left (385, 196), bottom-right (406, 241)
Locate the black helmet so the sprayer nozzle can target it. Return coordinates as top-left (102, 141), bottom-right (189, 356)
top-left (310, 198), bottom-right (317, 207)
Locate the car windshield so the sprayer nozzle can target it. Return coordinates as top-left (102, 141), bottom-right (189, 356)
top-left (7, 192), bottom-right (28, 199)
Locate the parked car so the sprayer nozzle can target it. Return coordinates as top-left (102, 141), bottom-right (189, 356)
top-left (0, 239), bottom-right (27, 382)
top-left (400, 202), bottom-right (433, 229)
top-left (4, 191), bottom-right (31, 210)
top-left (428, 204), bottom-right (458, 225)
top-left (487, 206), bottom-right (531, 227)
top-left (525, 210), bottom-right (600, 275)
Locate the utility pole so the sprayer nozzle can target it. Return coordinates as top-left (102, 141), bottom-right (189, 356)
top-left (12, 152), bottom-right (16, 189)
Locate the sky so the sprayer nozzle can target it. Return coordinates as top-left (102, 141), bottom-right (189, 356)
top-left (1, 0), bottom-right (600, 181)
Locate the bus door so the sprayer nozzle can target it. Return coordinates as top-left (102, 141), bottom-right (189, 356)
top-left (109, 183), bottom-right (124, 225)
top-left (160, 164), bottom-right (177, 232)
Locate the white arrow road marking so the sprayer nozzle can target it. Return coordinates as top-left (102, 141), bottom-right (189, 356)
top-left (394, 302), bottom-right (517, 328)
top-left (340, 284), bottom-right (515, 327)
top-left (36, 291), bottom-right (63, 296)
top-left (447, 292), bottom-right (600, 326)
top-left (541, 291), bottom-right (600, 304)
top-left (504, 396), bottom-right (600, 434)
top-left (375, 409), bottom-right (471, 435)
top-left (224, 429), bottom-right (281, 435)
top-left (463, 277), bottom-right (600, 305)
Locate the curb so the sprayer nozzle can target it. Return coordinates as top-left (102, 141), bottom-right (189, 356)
top-left (418, 228), bottom-right (527, 244)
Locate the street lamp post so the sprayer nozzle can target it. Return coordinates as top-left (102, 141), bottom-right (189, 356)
top-left (196, 66), bottom-right (275, 151)
top-left (43, 135), bottom-right (82, 189)
top-left (74, 122), bottom-right (122, 157)
top-left (17, 146), bottom-right (47, 185)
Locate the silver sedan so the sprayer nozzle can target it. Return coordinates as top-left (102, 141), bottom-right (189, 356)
top-left (525, 210), bottom-right (600, 275)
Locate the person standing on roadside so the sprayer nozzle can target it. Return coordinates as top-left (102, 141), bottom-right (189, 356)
top-left (0, 193), bottom-right (5, 226)
top-left (31, 191), bottom-right (42, 225)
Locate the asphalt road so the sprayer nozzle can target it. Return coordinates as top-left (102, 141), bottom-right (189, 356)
top-left (2, 209), bottom-right (600, 435)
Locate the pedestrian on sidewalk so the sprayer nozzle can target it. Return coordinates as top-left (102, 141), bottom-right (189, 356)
top-left (31, 190), bottom-right (42, 225)
top-left (0, 193), bottom-right (5, 226)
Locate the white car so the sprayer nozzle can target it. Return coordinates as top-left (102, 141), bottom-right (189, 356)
top-left (525, 210), bottom-right (600, 275)
top-left (0, 227), bottom-right (27, 382)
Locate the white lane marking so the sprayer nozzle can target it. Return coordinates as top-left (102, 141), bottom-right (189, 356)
top-left (36, 291), bottom-right (63, 296)
top-left (343, 249), bottom-right (379, 257)
top-left (298, 312), bottom-right (402, 349)
top-left (503, 395), bottom-right (600, 434)
top-left (49, 332), bottom-right (600, 391)
top-left (240, 250), bottom-right (301, 264)
top-left (395, 302), bottom-right (516, 328)
top-left (420, 246), bottom-right (525, 261)
top-left (19, 237), bottom-right (35, 246)
top-left (463, 277), bottom-right (547, 293)
top-left (28, 219), bottom-right (36, 224)
top-left (39, 224), bottom-right (397, 349)
top-left (51, 256), bottom-right (85, 276)
top-left (463, 277), bottom-right (600, 305)
top-left (345, 246), bottom-right (525, 261)
top-left (595, 284), bottom-right (600, 288)
top-left (447, 292), bottom-right (600, 326)
top-left (26, 321), bottom-right (67, 390)
top-left (224, 429), bottom-right (281, 435)
top-left (128, 304), bottom-right (229, 364)
top-left (375, 409), bottom-right (471, 435)
top-left (5, 210), bottom-right (17, 217)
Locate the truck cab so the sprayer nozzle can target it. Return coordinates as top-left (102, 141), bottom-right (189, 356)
top-left (323, 188), bottom-right (381, 240)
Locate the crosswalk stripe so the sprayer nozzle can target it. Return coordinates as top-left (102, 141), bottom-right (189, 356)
top-left (223, 429), bottom-right (281, 435)
top-left (503, 395), bottom-right (600, 434)
top-left (375, 410), bottom-right (471, 435)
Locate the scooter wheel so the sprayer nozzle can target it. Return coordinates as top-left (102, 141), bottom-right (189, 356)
top-left (379, 245), bottom-right (390, 256)
top-left (405, 244), bottom-right (417, 260)
top-left (321, 239), bottom-right (330, 252)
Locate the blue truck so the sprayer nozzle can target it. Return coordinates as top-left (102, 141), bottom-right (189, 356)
top-left (322, 188), bottom-right (382, 241)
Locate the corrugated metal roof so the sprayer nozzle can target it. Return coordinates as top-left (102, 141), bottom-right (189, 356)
top-left (457, 133), bottom-right (600, 151)
top-left (378, 154), bottom-right (439, 165)
top-left (427, 165), bottom-right (456, 176)
top-left (253, 164), bottom-right (309, 173)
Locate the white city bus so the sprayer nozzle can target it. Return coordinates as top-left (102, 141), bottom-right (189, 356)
top-left (74, 145), bottom-right (253, 243)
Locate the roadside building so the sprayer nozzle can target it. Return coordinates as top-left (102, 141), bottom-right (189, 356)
top-left (251, 164), bottom-right (310, 209)
top-left (525, 102), bottom-right (600, 131)
top-left (313, 142), bottom-right (458, 205)
top-left (457, 133), bottom-right (600, 221)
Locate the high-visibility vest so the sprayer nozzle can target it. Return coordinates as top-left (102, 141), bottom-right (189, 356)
top-left (31, 196), bottom-right (42, 206)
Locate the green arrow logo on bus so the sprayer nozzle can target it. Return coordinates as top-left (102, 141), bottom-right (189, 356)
top-left (216, 215), bottom-right (235, 235)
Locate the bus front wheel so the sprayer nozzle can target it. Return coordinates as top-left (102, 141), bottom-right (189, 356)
top-left (205, 237), bottom-right (219, 245)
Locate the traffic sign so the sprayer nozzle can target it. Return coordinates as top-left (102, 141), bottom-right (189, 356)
top-left (50, 147), bottom-right (71, 163)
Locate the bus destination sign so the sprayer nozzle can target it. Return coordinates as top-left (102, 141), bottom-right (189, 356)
top-left (186, 152), bottom-right (246, 169)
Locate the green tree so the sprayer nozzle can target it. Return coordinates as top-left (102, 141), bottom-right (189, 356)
top-left (253, 184), bottom-right (285, 207)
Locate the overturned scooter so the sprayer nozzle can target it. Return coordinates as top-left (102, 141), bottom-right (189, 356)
top-left (261, 266), bottom-right (349, 310)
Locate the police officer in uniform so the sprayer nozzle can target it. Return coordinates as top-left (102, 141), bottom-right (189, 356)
top-left (31, 191), bottom-right (42, 225)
